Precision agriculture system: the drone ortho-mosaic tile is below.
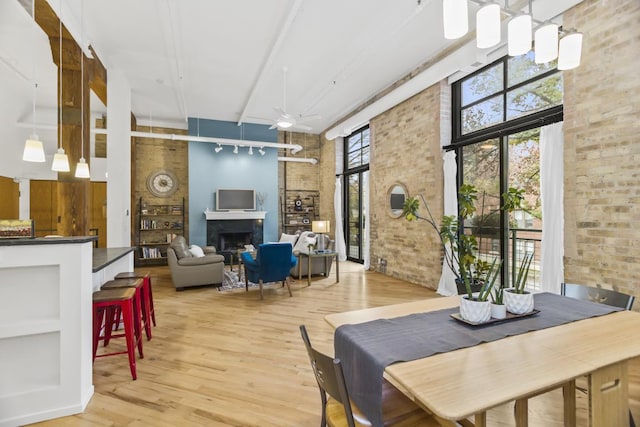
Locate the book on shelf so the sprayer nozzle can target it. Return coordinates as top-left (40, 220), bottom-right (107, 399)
top-left (141, 246), bottom-right (163, 259)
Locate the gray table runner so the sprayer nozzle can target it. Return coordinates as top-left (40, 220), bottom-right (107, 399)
top-left (334, 292), bottom-right (622, 427)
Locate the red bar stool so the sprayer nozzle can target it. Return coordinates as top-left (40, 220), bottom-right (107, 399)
top-left (93, 287), bottom-right (139, 380)
top-left (115, 271), bottom-right (156, 327)
top-left (101, 278), bottom-right (148, 345)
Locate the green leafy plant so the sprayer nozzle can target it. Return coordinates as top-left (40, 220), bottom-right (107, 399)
top-left (511, 251), bottom-right (534, 294)
top-left (403, 183), bottom-right (526, 301)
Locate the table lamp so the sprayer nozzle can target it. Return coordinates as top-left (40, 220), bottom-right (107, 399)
top-left (312, 220), bottom-right (330, 252)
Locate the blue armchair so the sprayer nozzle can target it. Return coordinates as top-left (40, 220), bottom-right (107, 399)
top-left (241, 243), bottom-right (297, 299)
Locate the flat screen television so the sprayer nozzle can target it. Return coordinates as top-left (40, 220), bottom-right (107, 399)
top-left (216, 189), bottom-right (256, 211)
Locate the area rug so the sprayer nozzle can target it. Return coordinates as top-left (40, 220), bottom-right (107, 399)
top-left (219, 270), bottom-right (258, 291)
top-left (219, 270), bottom-right (281, 292)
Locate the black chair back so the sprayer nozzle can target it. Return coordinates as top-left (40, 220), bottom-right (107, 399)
top-left (561, 283), bottom-right (635, 310)
top-left (299, 325), bottom-right (355, 427)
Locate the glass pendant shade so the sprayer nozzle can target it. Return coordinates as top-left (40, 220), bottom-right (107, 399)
top-left (534, 23), bottom-right (559, 63)
top-left (508, 14), bottom-right (532, 56)
top-left (443, 0), bottom-right (468, 39)
top-left (23, 135), bottom-right (46, 162)
top-left (476, 3), bottom-right (501, 49)
top-left (51, 147), bottom-right (70, 172)
top-left (74, 157), bottom-right (90, 178)
top-left (557, 31), bottom-right (583, 70)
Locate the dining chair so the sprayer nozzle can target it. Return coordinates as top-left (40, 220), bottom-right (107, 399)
top-left (299, 325), bottom-right (441, 427)
top-left (560, 283), bottom-right (636, 427)
top-left (561, 282), bottom-right (635, 310)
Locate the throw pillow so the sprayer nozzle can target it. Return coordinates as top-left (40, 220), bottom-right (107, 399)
top-left (292, 231), bottom-right (316, 254)
top-left (189, 244), bottom-right (205, 258)
top-left (279, 233), bottom-right (298, 245)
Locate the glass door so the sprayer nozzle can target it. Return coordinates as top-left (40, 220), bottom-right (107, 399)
top-left (346, 171), bottom-right (367, 263)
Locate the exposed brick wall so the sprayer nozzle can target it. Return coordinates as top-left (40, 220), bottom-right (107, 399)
top-left (277, 131), bottom-right (321, 235)
top-left (563, 0), bottom-right (640, 298)
top-left (133, 125), bottom-right (189, 240)
top-left (369, 84), bottom-right (445, 289)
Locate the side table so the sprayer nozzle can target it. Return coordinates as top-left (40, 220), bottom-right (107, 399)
top-left (298, 250), bottom-right (339, 286)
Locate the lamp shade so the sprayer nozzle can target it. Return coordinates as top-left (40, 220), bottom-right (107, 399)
top-left (534, 22), bottom-right (559, 64)
top-left (22, 135), bottom-right (45, 162)
top-left (557, 31), bottom-right (583, 70)
top-left (508, 13), bottom-right (532, 56)
top-left (51, 147), bottom-right (70, 172)
top-left (476, 2), bottom-right (501, 49)
top-left (443, 0), bottom-right (468, 40)
top-left (74, 157), bottom-right (90, 178)
top-left (312, 220), bottom-right (330, 234)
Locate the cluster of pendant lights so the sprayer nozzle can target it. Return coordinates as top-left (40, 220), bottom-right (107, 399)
top-left (443, 0), bottom-right (583, 69)
top-left (22, 0), bottom-right (90, 178)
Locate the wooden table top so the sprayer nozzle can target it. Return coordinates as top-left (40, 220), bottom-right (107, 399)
top-left (325, 296), bottom-right (640, 421)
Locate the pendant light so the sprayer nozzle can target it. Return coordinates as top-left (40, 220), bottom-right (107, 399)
top-left (476, 2), bottom-right (501, 49)
top-left (534, 22), bottom-right (559, 64)
top-left (443, 0), bottom-right (468, 40)
top-left (557, 30), bottom-right (583, 70)
top-left (52, 0), bottom-right (70, 172)
top-left (508, 13), bottom-right (532, 56)
top-left (23, 2), bottom-right (45, 163)
top-left (75, 0), bottom-right (89, 178)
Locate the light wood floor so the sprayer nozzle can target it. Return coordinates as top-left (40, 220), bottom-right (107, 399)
top-left (31, 262), bottom-right (640, 426)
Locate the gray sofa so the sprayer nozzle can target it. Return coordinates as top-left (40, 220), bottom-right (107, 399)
top-left (167, 236), bottom-right (225, 290)
top-left (287, 232), bottom-right (335, 278)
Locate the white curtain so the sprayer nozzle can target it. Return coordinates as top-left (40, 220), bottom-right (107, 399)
top-left (362, 171), bottom-right (370, 269)
top-left (334, 177), bottom-right (348, 261)
top-left (437, 150), bottom-right (459, 296)
top-left (539, 122), bottom-right (564, 294)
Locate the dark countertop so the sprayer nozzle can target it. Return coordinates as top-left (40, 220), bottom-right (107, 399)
top-left (93, 247), bottom-right (136, 273)
top-left (0, 235), bottom-right (97, 246)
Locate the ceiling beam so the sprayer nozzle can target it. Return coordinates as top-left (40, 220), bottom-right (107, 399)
top-left (236, 0), bottom-right (304, 127)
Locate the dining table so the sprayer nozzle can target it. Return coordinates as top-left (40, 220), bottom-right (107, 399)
top-left (325, 294), bottom-right (640, 427)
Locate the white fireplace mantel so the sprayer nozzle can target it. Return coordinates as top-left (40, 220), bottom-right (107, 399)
top-left (204, 210), bottom-right (267, 220)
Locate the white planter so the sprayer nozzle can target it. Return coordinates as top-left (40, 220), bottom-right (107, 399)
top-left (491, 303), bottom-right (507, 319)
top-left (504, 289), bottom-right (534, 314)
top-left (459, 297), bottom-right (491, 323)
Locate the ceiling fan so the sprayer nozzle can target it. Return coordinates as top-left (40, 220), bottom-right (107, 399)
top-left (266, 67), bottom-right (321, 131)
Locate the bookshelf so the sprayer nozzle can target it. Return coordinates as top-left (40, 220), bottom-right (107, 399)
top-left (136, 197), bottom-right (185, 266)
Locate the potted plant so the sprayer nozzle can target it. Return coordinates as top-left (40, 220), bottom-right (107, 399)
top-left (490, 284), bottom-right (507, 319)
top-left (403, 184), bottom-right (485, 299)
top-left (403, 184), bottom-right (525, 304)
top-left (504, 251), bottom-right (535, 314)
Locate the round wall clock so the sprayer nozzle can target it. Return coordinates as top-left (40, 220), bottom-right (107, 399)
top-left (147, 170), bottom-right (178, 197)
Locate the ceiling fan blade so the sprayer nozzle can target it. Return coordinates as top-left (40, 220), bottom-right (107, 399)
top-left (296, 114), bottom-right (322, 124)
top-left (269, 124), bottom-right (278, 130)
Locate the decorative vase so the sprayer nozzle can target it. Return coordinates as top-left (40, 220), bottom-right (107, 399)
top-left (459, 297), bottom-right (491, 323)
top-left (491, 303), bottom-right (507, 319)
top-left (504, 289), bottom-right (534, 314)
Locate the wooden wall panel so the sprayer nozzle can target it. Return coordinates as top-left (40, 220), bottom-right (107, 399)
top-left (30, 180), bottom-right (58, 237)
top-left (0, 177), bottom-right (19, 219)
top-left (90, 182), bottom-right (107, 247)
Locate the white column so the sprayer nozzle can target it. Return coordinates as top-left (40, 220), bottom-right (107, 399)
top-left (106, 69), bottom-right (132, 247)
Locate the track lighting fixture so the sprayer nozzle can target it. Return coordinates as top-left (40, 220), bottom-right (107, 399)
top-left (233, 145), bottom-right (238, 154)
top-left (214, 144), bottom-right (223, 153)
top-left (248, 147), bottom-right (253, 155)
top-left (258, 147), bottom-right (266, 156)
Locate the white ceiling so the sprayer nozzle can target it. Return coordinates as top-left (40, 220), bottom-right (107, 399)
top-left (1, 0), bottom-right (579, 146)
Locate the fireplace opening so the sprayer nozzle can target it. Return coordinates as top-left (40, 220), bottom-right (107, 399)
top-left (219, 232), bottom-right (253, 252)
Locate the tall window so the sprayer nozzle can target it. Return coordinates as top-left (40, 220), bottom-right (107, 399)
top-left (452, 51), bottom-right (562, 290)
top-left (343, 126), bottom-right (370, 263)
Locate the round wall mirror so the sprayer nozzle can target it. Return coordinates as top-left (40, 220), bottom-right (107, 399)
top-left (387, 183), bottom-right (408, 218)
